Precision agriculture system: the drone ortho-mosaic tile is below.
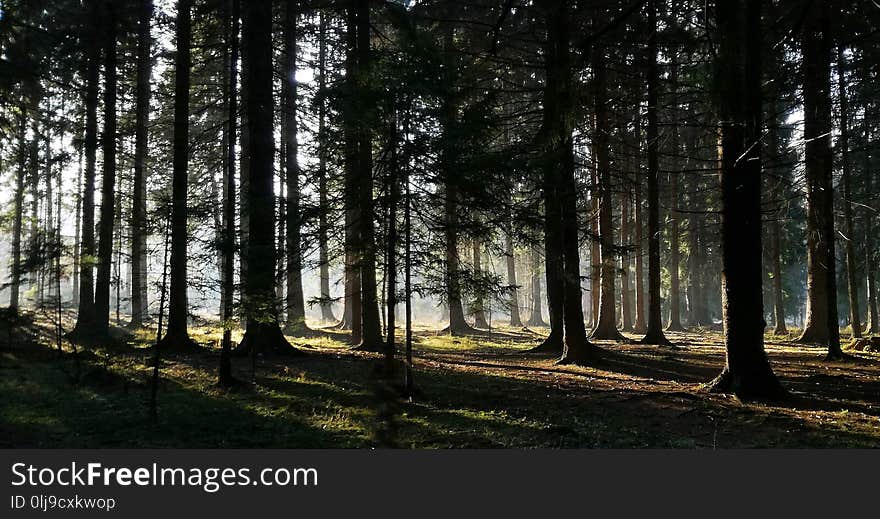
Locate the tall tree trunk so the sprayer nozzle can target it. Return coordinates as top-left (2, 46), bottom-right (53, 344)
top-left (620, 178), bottom-right (633, 331)
top-left (71, 0), bottom-right (100, 335)
top-left (158, 0), bottom-right (197, 349)
top-left (633, 106), bottom-right (647, 333)
top-left (317, 12), bottom-right (336, 323)
top-left (341, 6), bottom-right (361, 336)
top-left (10, 112), bottom-right (26, 311)
top-left (218, 0), bottom-right (240, 387)
top-left (129, 0), bottom-right (152, 329)
top-left (640, 0), bottom-right (671, 346)
top-left (505, 230), bottom-right (523, 327)
top-left (542, 0), bottom-right (601, 365)
top-left (351, 0), bottom-right (384, 351)
top-left (283, 0), bottom-right (308, 335)
top-left (666, 54), bottom-right (684, 332)
top-left (472, 239), bottom-right (490, 329)
top-left (768, 104), bottom-right (787, 334)
top-left (235, 0), bottom-right (300, 356)
top-left (865, 104), bottom-right (879, 334)
top-left (707, 0), bottom-right (783, 399)
top-left (526, 244), bottom-right (547, 327)
top-left (440, 25), bottom-right (476, 336)
top-left (72, 120), bottom-right (83, 306)
top-left (836, 45), bottom-right (860, 339)
top-left (93, 0), bottom-right (118, 335)
top-left (591, 44), bottom-right (624, 341)
top-left (799, 1), bottom-right (841, 360)
top-left (385, 106), bottom-right (401, 373)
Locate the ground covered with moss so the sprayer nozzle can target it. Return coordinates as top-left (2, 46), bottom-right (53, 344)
top-left (1, 313), bottom-right (878, 448)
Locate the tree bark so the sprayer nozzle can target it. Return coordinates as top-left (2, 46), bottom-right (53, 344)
top-left (640, 0), bottom-right (671, 346)
top-left (71, 0), bottom-right (100, 335)
top-left (798, 1), bottom-right (841, 360)
top-left (542, 0), bottom-right (602, 365)
top-left (283, 0), bottom-right (309, 336)
top-left (707, 0), bottom-right (784, 399)
top-left (591, 44), bottom-right (624, 341)
top-left (505, 230), bottom-right (523, 327)
top-left (218, 0), bottom-right (239, 387)
top-left (158, 0), bottom-right (198, 350)
top-left (129, 0), bottom-right (152, 329)
top-left (317, 13), bottom-right (336, 323)
top-left (526, 244), bottom-right (547, 327)
top-left (93, 0), bottom-right (117, 336)
top-left (235, 0), bottom-right (301, 357)
top-left (836, 45), bottom-right (860, 339)
top-left (472, 239), bottom-right (490, 329)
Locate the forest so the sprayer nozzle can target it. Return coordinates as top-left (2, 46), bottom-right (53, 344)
top-left (0, 0), bottom-right (879, 449)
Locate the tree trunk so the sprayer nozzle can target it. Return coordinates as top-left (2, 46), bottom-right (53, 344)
top-left (620, 182), bottom-right (633, 332)
top-left (71, 0), bottom-right (100, 335)
top-left (526, 244), bottom-right (547, 327)
top-left (707, 0), bottom-right (784, 399)
top-left (591, 44), bottom-right (624, 341)
top-left (218, 0), bottom-right (240, 387)
top-left (640, 0), bottom-right (671, 346)
top-left (666, 54), bottom-right (684, 332)
top-left (129, 0), bottom-right (152, 329)
top-left (542, 0), bottom-right (601, 365)
top-left (505, 230), bottom-right (523, 327)
top-left (9, 113), bottom-right (26, 311)
top-left (235, 0), bottom-right (301, 357)
top-left (472, 239), bottom-right (490, 329)
top-left (158, 0), bottom-right (198, 350)
top-left (798, 1), bottom-right (841, 359)
top-left (93, 0), bottom-right (118, 336)
top-left (440, 25), bottom-right (476, 337)
top-left (768, 105), bottom-right (787, 334)
top-left (865, 106), bottom-right (879, 334)
top-left (283, 0), bottom-right (308, 336)
top-left (351, 1), bottom-right (384, 352)
top-left (317, 13), bottom-right (336, 324)
top-left (836, 45), bottom-right (860, 339)
top-left (633, 107), bottom-right (647, 333)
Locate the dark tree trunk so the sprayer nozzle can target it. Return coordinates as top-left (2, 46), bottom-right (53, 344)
top-left (798, 1), bottom-right (841, 360)
top-left (219, 0), bottom-right (240, 387)
top-left (640, 0), bottom-right (672, 346)
top-left (93, 0), bottom-right (117, 336)
top-left (591, 44), bottom-right (624, 341)
top-left (836, 45), bottom-right (860, 339)
top-left (865, 106), bottom-right (879, 334)
top-left (439, 25), bottom-right (477, 337)
top-left (158, 0), bottom-right (198, 350)
top-left (666, 54), bottom-right (684, 332)
top-left (542, 0), bottom-right (601, 365)
top-left (768, 105), bottom-right (787, 334)
top-left (472, 239), bottom-right (490, 329)
top-left (620, 183), bottom-right (633, 332)
top-left (526, 244), bottom-right (547, 327)
top-left (235, 0), bottom-right (301, 357)
top-left (385, 107), bottom-right (401, 373)
top-left (10, 113), bottom-right (26, 311)
top-left (317, 13), bottom-right (336, 324)
top-left (351, 0), bottom-right (384, 351)
top-left (283, 0), bottom-right (309, 336)
top-left (505, 230), bottom-right (523, 327)
top-left (129, 0), bottom-right (152, 329)
top-left (341, 7), bottom-right (361, 337)
top-left (707, 0), bottom-right (784, 399)
top-left (633, 107), bottom-right (647, 334)
top-left (71, 0), bottom-right (100, 334)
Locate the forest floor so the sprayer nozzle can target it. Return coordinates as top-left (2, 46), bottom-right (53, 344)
top-left (1, 311), bottom-right (879, 448)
